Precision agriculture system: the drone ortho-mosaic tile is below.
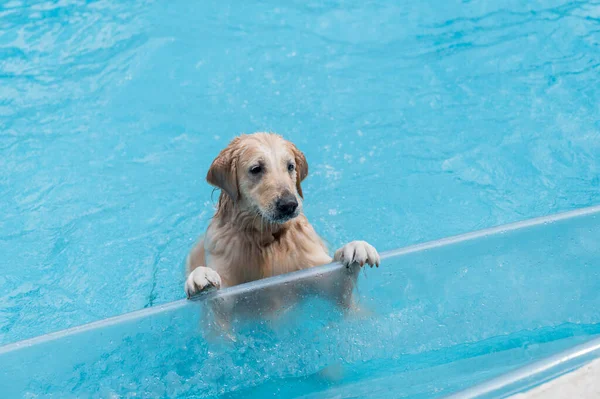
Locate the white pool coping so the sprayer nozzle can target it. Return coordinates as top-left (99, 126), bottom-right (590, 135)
top-left (445, 335), bottom-right (600, 399)
top-left (511, 357), bottom-right (600, 398)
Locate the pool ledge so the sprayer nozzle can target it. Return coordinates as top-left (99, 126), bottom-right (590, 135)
top-left (512, 357), bottom-right (600, 398)
top-left (445, 335), bottom-right (600, 398)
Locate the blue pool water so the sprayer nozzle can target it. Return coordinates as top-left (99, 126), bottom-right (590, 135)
top-left (0, 0), bottom-right (599, 362)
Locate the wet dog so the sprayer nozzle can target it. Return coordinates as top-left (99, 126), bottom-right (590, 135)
top-left (185, 133), bottom-right (379, 308)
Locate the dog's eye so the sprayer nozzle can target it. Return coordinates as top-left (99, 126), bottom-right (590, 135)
top-left (249, 165), bottom-right (262, 175)
top-left (287, 163), bottom-right (295, 172)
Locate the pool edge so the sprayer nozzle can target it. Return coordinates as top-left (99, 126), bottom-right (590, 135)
top-left (444, 335), bottom-right (600, 399)
top-left (2, 204), bottom-right (599, 354)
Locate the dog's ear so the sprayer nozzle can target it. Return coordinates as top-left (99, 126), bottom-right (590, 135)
top-left (206, 138), bottom-right (240, 201)
top-left (291, 144), bottom-right (308, 198)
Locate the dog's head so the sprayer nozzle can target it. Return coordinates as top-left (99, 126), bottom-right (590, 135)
top-left (207, 133), bottom-right (308, 224)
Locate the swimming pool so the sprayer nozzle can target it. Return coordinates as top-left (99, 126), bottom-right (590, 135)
top-left (1, 0), bottom-right (599, 396)
top-left (2, 0), bottom-right (599, 346)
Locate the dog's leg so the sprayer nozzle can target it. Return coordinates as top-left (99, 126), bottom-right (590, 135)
top-left (185, 237), bottom-right (224, 298)
top-left (203, 295), bottom-right (238, 342)
top-left (331, 241), bottom-right (380, 311)
top-left (311, 242), bottom-right (380, 383)
top-left (185, 236), bottom-right (206, 275)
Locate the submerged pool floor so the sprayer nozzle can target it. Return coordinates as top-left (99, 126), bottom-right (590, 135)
top-left (1, 207), bottom-right (599, 398)
top-left (1, 0), bottom-right (600, 345)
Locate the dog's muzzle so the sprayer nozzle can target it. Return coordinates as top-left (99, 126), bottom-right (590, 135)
top-left (274, 193), bottom-right (298, 221)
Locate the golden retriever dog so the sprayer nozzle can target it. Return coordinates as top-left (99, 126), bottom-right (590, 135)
top-left (184, 133), bottom-right (379, 306)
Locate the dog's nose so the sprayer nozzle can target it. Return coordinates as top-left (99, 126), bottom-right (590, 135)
top-left (276, 194), bottom-right (298, 216)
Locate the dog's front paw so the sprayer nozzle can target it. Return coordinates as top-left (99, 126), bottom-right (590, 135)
top-left (334, 241), bottom-right (380, 268)
top-left (185, 267), bottom-right (222, 298)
